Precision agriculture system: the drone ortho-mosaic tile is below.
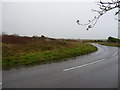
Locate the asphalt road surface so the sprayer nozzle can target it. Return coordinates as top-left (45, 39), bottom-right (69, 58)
top-left (3, 43), bottom-right (118, 88)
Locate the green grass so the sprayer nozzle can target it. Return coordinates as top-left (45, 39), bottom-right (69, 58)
top-left (98, 42), bottom-right (120, 47)
top-left (3, 39), bottom-right (98, 69)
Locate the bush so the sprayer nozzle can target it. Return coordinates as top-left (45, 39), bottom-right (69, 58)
top-left (107, 36), bottom-right (120, 43)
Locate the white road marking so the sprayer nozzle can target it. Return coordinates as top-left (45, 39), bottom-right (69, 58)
top-left (63, 59), bottom-right (106, 72)
top-left (0, 83), bottom-right (2, 85)
top-left (113, 52), bottom-right (118, 56)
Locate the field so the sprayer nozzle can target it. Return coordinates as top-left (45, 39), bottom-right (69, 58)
top-left (2, 35), bottom-right (98, 69)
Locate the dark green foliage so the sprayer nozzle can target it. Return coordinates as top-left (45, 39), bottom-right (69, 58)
top-left (107, 36), bottom-right (120, 43)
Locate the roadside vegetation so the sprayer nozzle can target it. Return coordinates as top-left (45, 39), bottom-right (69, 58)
top-left (2, 34), bottom-right (98, 69)
top-left (83, 36), bottom-right (120, 47)
top-left (98, 43), bottom-right (120, 47)
top-left (98, 37), bottom-right (120, 47)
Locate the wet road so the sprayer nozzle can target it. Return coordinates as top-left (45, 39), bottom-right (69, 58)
top-left (3, 44), bottom-right (118, 88)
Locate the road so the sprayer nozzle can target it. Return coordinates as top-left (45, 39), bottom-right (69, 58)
top-left (3, 43), bottom-right (118, 88)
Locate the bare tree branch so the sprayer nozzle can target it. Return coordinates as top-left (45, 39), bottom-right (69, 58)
top-left (77, 0), bottom-right (120, 30)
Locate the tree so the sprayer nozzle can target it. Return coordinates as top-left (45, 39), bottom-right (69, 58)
top-left (77, 0), bottom-right (120, 30)
top-left (108, 36), bottom-right (120, 42)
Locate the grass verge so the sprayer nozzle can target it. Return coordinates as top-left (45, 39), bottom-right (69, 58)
top-left (3, 44), bottom-right (97, 69)
top-left (2, 35), bottom-right (98, 69)
top-left (98, 42), bottom-right (120, 47)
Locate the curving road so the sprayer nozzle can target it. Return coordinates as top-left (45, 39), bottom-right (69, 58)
top-left (3, 43), bottom-right (118, 88)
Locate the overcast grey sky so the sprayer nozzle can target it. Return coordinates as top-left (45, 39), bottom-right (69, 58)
top-left (2, 1), bottom-right (118, 39)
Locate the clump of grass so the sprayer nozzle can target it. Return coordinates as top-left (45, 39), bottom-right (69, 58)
top-left (2, 35), bottom-right (98, 69)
